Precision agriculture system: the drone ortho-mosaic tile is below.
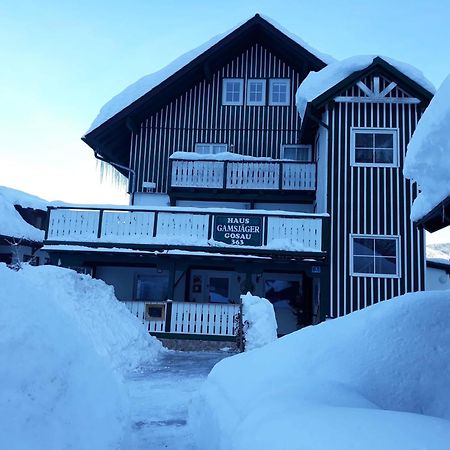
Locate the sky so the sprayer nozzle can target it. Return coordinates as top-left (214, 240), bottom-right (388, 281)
top-left (1, 0), bottom-right (450, 242)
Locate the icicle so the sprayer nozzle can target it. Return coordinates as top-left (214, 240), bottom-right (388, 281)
top-left (95, 159), bottom-right (128, 190)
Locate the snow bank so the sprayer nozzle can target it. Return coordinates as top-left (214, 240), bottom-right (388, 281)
top-left (404, 75), bottom-right (450, 221)
top-left (0, 264), bottom-right (129, 450)
top-left (296, 55), bottom-right (435, 119)
top-left (19, 264), bottom-right (162, 373)
top-left (86, 15), bottom-right (333, 134)
top-left (242, 293), bottom-right (277, 351)
top-left (190, 291), bottom-right (450, 450)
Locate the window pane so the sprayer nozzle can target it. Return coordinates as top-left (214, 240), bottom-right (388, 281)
top-left (270, 80), bottom-right (289, 104)
top-left (375, 149), bottom-right (393, 163)
top-left (355, 149), bottom-right (373, 163)
top-left (353, 238), bottom-right (374, 256)
top-left (209, 277), bottom-right (230, 303)
top-left (375, 257), bottom-right (397, 275)
top-left (354, 256), bottom-right (374, 273)
top-left (283, 146), bottom-right (310, 161)
top-left (375, 239), bottom-right (396, 257)
top-left (355, 133), bottom-right (373, 148)
top-left (137, 273), bottom-right (169, 301)
top-left (375, 133), bottom-right (393, 149)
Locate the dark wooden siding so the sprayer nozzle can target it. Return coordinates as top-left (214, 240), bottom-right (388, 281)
top-left (327, 74), bottom-right (425, 317)
top-left (129, 42), bottom-right (305, 193)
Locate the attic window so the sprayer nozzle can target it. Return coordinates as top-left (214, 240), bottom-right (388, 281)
top-left (269, 79), bottom-right (290, 105)
top-left (247, 79), bottom-right (266, 105)
top-left (222, 79), bottom-right (243, 105)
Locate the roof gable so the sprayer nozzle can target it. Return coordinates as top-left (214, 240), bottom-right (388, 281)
top-left (83, 14), bottom-right (332, 167)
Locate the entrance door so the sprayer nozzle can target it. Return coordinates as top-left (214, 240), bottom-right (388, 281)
top-left (262, 273), bottom-right (308, 335)
top-left (189, 269), bottom-right (238, 303)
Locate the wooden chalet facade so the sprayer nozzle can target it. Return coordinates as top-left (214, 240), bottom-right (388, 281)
top-left (43, 15), bottom-right (434, 340)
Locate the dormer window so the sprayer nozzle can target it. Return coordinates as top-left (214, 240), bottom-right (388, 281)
top-left (195, 143), bottom-right (228, 155)
top-left (281, 144), bottom-right (312, 162)
top-left (351, 128), bottom-right (399, 167)
top-left (222, 79), bottom-right (243, 105)
top-left (269, 79), bottom-right (290, 105)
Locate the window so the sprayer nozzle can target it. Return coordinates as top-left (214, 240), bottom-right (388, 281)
top-left (281, 145), bottom-right (312, 161)
top-left (269, 79), bottom-right (290, 105)
top-left (195, 143), bottom-right (228, 154)
top-left (136, 273), bottom-right (169, 301)
top-left (247, 79), bottom-right (266, 105)
top-left (351, 235), bottom-right (400, 277)
top-left (222, 79), bottom-right (243, 105)
top-left (208, 277), bottom-right (230, 303)
top-left (351, 128), bottom-right (399, 166)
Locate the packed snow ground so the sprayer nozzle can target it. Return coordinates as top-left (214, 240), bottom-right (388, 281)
top-left (0, 264), bottom-right (161, 450)
top-left (190, 291), bottom-right (450, 450)
top-left (126, 351), bottom-right (231, 449)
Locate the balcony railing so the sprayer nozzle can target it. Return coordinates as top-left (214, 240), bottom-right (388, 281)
top-left (169, 159), bottom-right (317, 191)
top-left (45, 206), bottom-right (326, 254)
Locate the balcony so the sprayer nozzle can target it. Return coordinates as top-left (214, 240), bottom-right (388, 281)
top-left (168, 153), bottom-right (316, 202)
top-left (45, 206), bottom-right (327, 256)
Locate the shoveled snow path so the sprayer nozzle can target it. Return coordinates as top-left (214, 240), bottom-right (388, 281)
top-left (125, 350), bottom-right (231, 449)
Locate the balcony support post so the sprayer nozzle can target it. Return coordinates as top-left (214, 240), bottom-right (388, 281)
top-left (97, 209), bottom-right (104, 239)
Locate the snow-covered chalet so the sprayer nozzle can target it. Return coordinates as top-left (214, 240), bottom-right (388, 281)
top-left (43, 15), bottom-right (435, 339)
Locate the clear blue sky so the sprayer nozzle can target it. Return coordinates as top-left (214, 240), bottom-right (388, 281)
top-left (1, 0), bottom-right (450, 241)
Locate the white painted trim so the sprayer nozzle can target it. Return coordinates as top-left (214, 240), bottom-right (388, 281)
top-left (350, 234), bottom-right (401, 278)
top-left (350, 127), bottom-right (399, 168)
top-left (222, 78), bottom-right (244, 105)
top-left (246, 79), bottom-right (266, 106)
top-left (269, 78), bottom-right (290, 106)
top-left (334, 96), bottom-right (420, 104)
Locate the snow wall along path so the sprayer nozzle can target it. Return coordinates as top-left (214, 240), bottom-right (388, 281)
top-left (0, 264), bottom-right (162, 450)
top-left (190, 290), bottom-right (450, 450)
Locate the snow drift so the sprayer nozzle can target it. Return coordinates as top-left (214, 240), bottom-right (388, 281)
top-left (0, 264), bottom-right (161, 450)
top-left (190, 291), bottom-right (450, 450)
top-left (241, 292), bottom-right (277, 351)
top-left (404, 75), bottom-right (450, 221)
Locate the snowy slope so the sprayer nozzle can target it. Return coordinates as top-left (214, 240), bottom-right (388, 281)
top-left (404, 75), bottom-right (450, 221)
top-left (0, 185), bottom-right (48, 242)
top-left (0, 264), bottom-right (162, 450)
top-left (190, 291), bottom-right (450, 450)
top-left (296, 55), bottom-right (435, 119)
top-left (86, 15), bottom-right (334, 134)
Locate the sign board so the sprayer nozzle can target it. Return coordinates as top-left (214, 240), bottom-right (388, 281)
top-left (213, 215), bottom-right (263, 247)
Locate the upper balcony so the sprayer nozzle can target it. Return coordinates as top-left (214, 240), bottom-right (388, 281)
top-left (168, 152), bottom-right (316, 203)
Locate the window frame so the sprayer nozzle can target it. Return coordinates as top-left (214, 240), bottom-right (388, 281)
top-left (222, 78), bottom-right (244, 105)
top-left (194, 143), bottom-right (228, 155)
top-left (269, 78), bottom-right (290, 106)
top-left (350, 127), bottom-right (399, 168)
top-left (350, 234), bottom-right (401, 278)
top-left (280, 144), bottom-right (312, 162)
top-left (246, 79), bottom-right (266, 106)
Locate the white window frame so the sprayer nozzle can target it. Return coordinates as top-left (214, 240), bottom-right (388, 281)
top-left (350, 234), bottom-right (401, 278)
top-left (281, 144), bottom-right (312, 162)
top-left (246, 79), bottom-right (266, 106)
top-left (222, 78), bottom-right (244, 105)
top-left (195, 143), bottom-right (228, 155)
top-left (269, 78), bottom-right (290, 106)
top-left (350, 127), bottom-right (399, 167)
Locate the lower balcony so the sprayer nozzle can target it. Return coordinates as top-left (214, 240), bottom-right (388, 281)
top-left (45, 206), bottom-right (327, 256)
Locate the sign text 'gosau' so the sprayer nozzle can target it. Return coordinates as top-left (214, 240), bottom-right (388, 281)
top-left (213, 215), bottom-right (263, 246)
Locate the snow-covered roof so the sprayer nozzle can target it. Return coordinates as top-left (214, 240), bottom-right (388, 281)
top-left (86, 14), bottom-right (335, 134)
top-left (404, 75), bottom-right (450, 221)
top-left (427, 243), bottom-right (450, 260)
top-left (296, 55), bottom-right (435, 120)
top-left (0, 186), bottom-right (49, 242)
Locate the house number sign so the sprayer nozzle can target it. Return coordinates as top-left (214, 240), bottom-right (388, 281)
top-left (213, 215), bottom-right (263, 246)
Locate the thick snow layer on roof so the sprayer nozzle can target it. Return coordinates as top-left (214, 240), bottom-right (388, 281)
top-left (404, 75), bottom-right (450, 221)
top-left (86, 15), bottom-right (334, 134)
top-left (0, 201), bottom-right (43, 242)
top-left (427, 243), bottom-right (450, 260)
top-left (296, 55), bottom-right (435, 119)
top-left (0, 185), bottom-right (49, 211)
top-left (170, 151), bottom-right (273, 161)
top-left (190, 290), bottom-right (450, 449)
